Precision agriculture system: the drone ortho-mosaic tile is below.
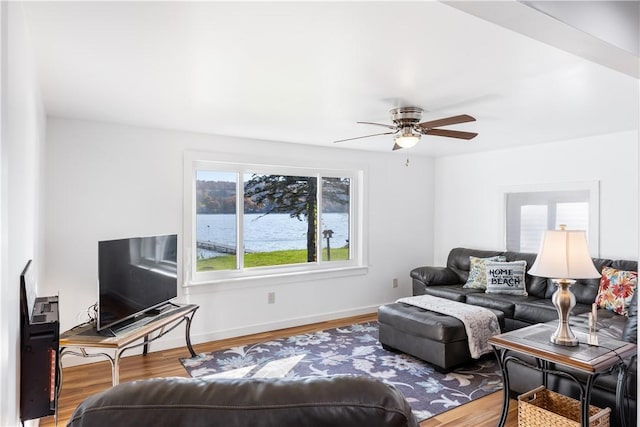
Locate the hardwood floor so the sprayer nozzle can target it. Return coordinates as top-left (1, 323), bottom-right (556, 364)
top-left (41, 313), bottom-right (517, 426)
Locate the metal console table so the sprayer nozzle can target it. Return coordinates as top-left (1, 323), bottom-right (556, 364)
top-left (59, 303), bottom-right (199, 387)
top-left (489, 323), bottom-right (636, 427)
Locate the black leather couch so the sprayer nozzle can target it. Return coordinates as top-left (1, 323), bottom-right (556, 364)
top-left (67, 375), bottom-right (418, 427)
top-left (409, 247), bottom-right (637, 427)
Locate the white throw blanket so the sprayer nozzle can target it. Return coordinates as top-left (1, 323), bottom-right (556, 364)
top-left (396, 295), bottom-right (501, 358)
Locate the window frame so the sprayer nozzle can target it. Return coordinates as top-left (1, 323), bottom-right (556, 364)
top-left (499, 181), bottom-right (600, 256)
top-left (183, 151), bottom-right (367, 289)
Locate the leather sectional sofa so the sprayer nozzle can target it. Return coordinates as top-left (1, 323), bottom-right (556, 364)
top-left (67, 375), bottom-right (418, 427)
top-left (405, 247), bottom-right (637, 427)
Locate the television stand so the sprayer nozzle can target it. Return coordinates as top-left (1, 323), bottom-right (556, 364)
top-left (97, 303), bottom-right (177, 337)
top-left (59, 303), bottom-right (198, 387)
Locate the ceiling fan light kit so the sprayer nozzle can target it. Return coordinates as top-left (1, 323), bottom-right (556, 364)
top-left (395, 127), bottom-right (421, 149)
top-left (334, 106), bottom-right (478, 150)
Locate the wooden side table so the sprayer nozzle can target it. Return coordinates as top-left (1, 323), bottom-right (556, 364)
top-left (59, 303), bottom-right (198, 387)
top-left (489, 323), bottom-right (636, 427)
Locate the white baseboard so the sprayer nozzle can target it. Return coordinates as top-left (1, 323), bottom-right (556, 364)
top-left (190, 304), bottom-right (380, 347)
top-left (60, 304), bottom-right (380, 368)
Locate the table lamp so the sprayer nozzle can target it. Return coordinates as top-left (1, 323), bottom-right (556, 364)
top-left (529, 225), bottom-right (600, 346)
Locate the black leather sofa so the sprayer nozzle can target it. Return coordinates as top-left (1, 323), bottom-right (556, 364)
top-left (407, 247), bottom-right (637, 427)
top-left (67, 375), bottom-right (418, 427)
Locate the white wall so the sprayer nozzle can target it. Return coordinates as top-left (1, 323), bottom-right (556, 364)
top-left (0, 3), bottom-right (47, 425)
top-left (43, 118), bottom-right (435, 353)
top-left (433, 131), bottom-right (638, 265)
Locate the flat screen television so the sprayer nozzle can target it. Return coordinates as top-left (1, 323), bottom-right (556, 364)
top-left (97, 234), bottom-right (178, 332)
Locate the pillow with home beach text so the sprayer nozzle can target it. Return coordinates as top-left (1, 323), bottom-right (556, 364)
top-left (485, 260), bottom-right (528, 296)
top-left (463, 255), bottom-right (506, 290)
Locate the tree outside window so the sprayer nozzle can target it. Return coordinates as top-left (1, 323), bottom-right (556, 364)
top-left (195, 171), bottom-right (351, 272)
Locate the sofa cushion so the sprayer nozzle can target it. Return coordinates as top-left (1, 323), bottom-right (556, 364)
top-left (610, 259), bottom-right (637, 272)
top-left (446, 247), bottom-right (505, 283)
top-left (421, 285), bottom-right (482, 302)
top-left (513, 300), bottom-right (558, 323)
top-left (513, 300), bottom-right (591, 324)
top-left (463, 255), bottom-right (506, 290)
top-left (591, 362), bottom-right (637, 398)
top-left (595, 267), bottom-right (638, 316)
top-left (485, 260), bottom-right (528, 296)
top-left (465, 293), bottom-right (538, 318)
top-left (573, 309), bottom-right (627, 341)
top-left (544, 359), bottom-right (637, 400)
top-left (623, 292), bottom-right (638, 343)
top-left (504, 251), bottom-right (548, 297)
top-left (525, 276), bottom-right (549, 299)
top-left (410, 266), bottom-right (460, 287)
top-left (545, 279), bottom-right (601, 305)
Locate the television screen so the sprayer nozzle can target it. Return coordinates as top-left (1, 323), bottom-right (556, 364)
top-left (98, 234), bottom-right (178, 332)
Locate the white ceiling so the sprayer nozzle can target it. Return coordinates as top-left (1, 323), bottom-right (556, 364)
top-left (22, 1), bottom-right (640, 157)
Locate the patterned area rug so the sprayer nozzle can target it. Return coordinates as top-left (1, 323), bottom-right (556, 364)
top-left (180, 321), bottom-right (502, 421)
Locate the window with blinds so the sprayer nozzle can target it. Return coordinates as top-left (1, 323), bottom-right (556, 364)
top-left (506, 190), bottom-right (591, 253)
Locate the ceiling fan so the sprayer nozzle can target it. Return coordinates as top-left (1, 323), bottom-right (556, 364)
top-left (334, 107), bottom-right (478, 151)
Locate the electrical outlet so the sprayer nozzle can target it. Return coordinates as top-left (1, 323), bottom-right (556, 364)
top-left (268, 292), bottom-right (276, 304)
top-left (392, 278), bottom-right (399, 288)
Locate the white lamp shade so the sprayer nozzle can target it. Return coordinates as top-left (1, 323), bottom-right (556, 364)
top-left (529, 230), bottom-right (600, 279)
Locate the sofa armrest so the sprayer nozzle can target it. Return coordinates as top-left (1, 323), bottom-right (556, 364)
top-left (623, 291), bottom-right (638, 343)
top-left (410, 266), bottom-right (460, 286)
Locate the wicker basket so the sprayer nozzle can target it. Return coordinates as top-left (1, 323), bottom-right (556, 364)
top-left (518, 386), bottom-right (611, 427)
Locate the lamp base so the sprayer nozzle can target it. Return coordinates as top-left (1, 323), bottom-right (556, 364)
top-left (550, 278), bottom-right (579, 347)
top-left (550, 327), bottom-right (579, 346)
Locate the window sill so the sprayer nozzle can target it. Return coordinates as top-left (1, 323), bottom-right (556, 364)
top-left (183, 265), bottom-right (369, 293)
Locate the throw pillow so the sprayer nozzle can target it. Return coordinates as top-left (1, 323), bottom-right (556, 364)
top-left (463, 255), bottom-right (506, 290)
top-left (485, 260), bottom-right (528, 295)
top-left (595, 267), bottom-right (638, 316)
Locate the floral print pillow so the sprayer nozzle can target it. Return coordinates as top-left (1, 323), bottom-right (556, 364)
top-left (595, 267), bottom-right (638, 316)
top-left (463, 255), bottom-right (506, 289)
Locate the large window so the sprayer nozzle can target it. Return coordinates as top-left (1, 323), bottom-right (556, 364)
top-left (184, 155), bottom-right (363, 286)
top-left (503, 182), bottom-right (599, 255)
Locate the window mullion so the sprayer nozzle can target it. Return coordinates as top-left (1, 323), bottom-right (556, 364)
top-left (236, 171), bottom-right (244, 270)
top-left (316, 175), bottom-right (322, 263)
top-left (548, 202), bottom-right (557, 231)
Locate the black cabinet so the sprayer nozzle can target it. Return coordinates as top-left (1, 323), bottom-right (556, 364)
top-left (20, 260), bottom-right (60, 422)
top-left (20, 321), bottom-right (59, 421)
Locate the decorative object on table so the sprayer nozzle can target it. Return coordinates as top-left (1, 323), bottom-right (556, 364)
top-left (529, 225), bottom-right (600, 347)
top-left (588, 303), bottom-right (599, 346)
top-left (529, 225), bottom-right (600, 346)
top-left (180, 321), bottom-right (502, 422)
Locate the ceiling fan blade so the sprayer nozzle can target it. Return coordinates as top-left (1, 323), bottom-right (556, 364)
top-left (357, 121), bottom-right (397, 130)
top-left (418, 114), bottom-right (476, 130)
top-left (424, 128), bottom-right (478, 140)
top-left (333, 130), bottom-right (397, 144)
top-left (392, 143), bottom-right (403, 151)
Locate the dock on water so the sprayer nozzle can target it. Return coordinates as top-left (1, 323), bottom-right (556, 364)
top-left (197, 241), bottom-right (253, 254)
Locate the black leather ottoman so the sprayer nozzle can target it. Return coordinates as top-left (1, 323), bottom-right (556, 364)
top-left (378, 302), bottom-right (505, 372)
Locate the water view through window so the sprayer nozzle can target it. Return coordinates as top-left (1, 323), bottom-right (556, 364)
top-left (195, 171), bottom-right (350, 271)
